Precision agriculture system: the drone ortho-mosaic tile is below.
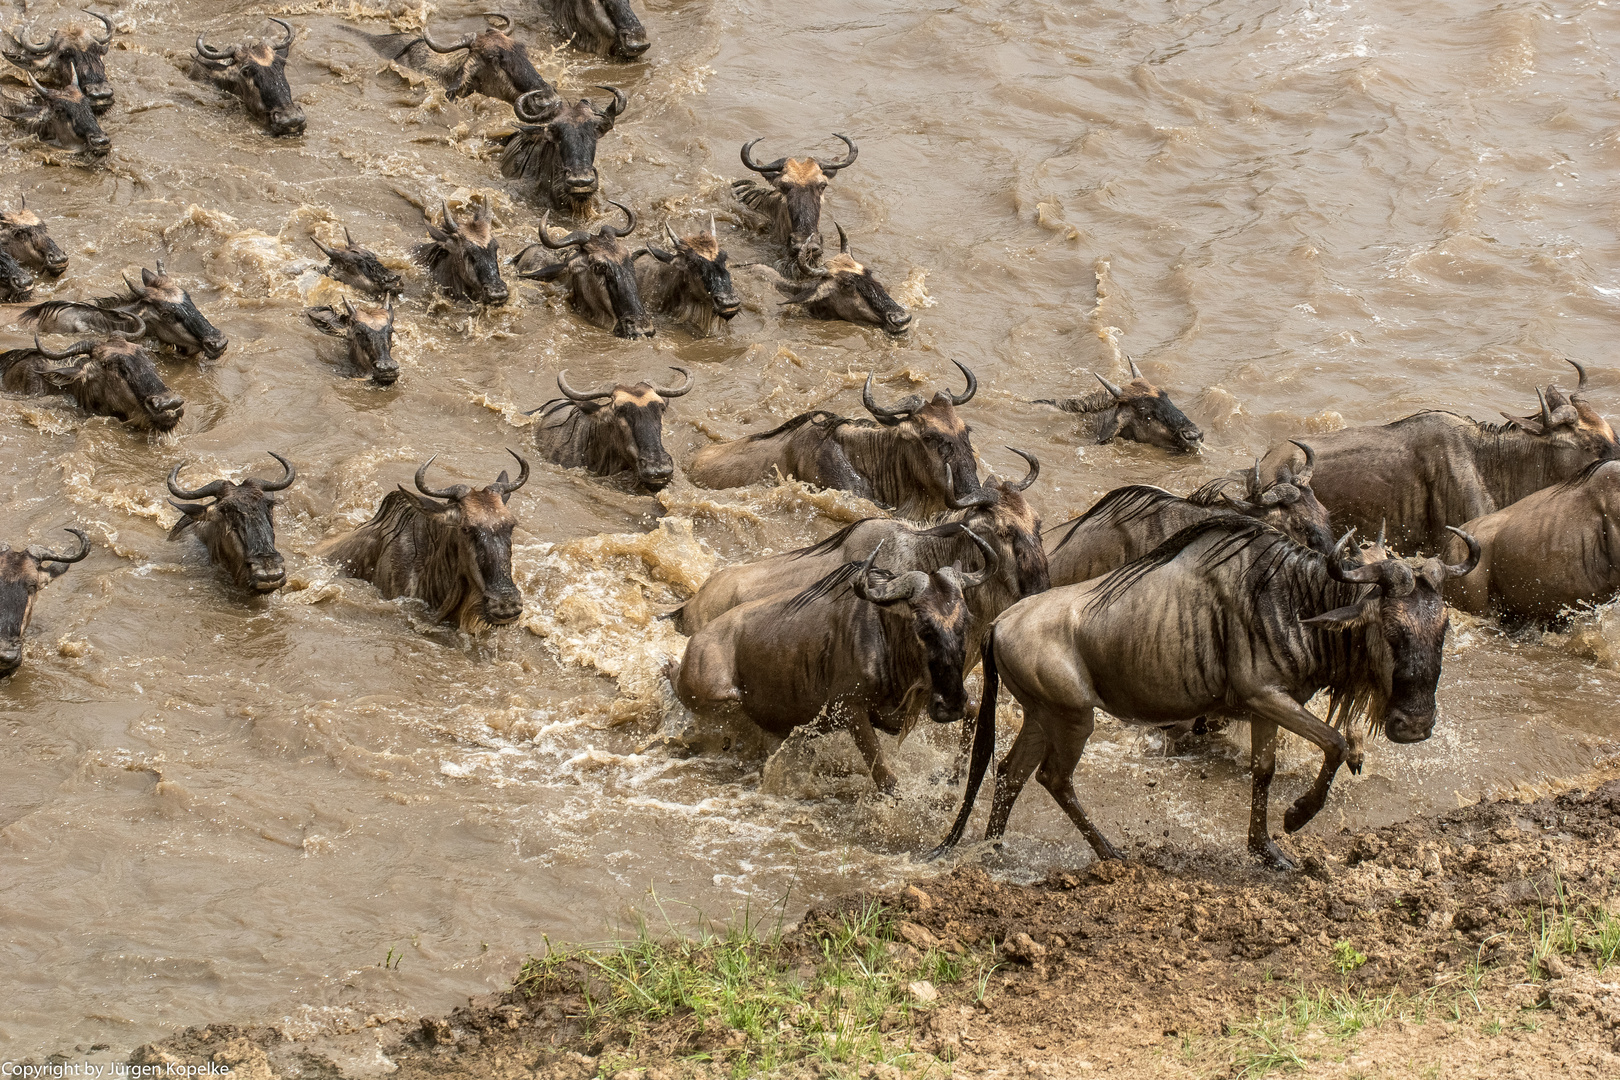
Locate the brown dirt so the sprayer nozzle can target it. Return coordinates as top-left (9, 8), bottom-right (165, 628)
top-left (72, 771), bottom-right (1620, 1079)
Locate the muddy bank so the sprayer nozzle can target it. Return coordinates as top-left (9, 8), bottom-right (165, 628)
top-left (72, 768), bottom-right (1620, 1079)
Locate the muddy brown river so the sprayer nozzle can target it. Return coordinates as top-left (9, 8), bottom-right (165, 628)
top-left (3, 0), bottom-right (1620, 1056)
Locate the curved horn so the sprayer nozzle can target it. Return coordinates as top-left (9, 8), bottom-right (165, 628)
top-left (483, 11), bottom-right (514, 32)
top-left (67, 62), bottom-right (80, 92)
top-left (122, 270), bottom-right (149, 301)
top-left (1288, 440), bottom-right (1316, 487)
top-left (945, 358), bottom-right (977, 407)
top-left (1006, 446), bottom-right (1040, 491)
top-left (652, 366), bottom-right (692, 398)
top-left (422, 19), bottom-right (473, 52)
top-left (256, 451), bottom-right (296, 492)
top-left (834, 221), bottom-right (850, 255)
top-left (661, 222), bottom-right (682, 250)
top-left (489, 449), bottom-right (529, 496)
top-left (513, 88), bottom-right (558, 123)
top-left (535, 211), bottom-right (592, 250)
top-left (24, 73), bottom-right (50, 97)
top-left (739, 138), bottom-right (787, 176)
top-left (268, 17), bottom-right (294, 50)
top-left (1127, 355), bottom-right (1144, 380)
top-left (16, 25), bottom-right (53, 55)
top-left (437, 198), bottom-right (461, 236)
top-left (941, 465), bottom-right (994, 510)
top-left (862, 373), bottom-right (914, 425)
top-left (311, 235), bottom-right (337, 259)
top-left (1249, 457), bottom-right (1263, 497)
top-left (195, 31), bottom-right (235, 61)
top-left (813, 133), bottom-right (858, 175)
top-left (1093, 371), bottom-right (1126, 400)
top-left (556, 370), bottom-right (614, 401)
top-left (954, 524), bottom-right (999, 590)
top-left (602, 200), bottom-right (636, 238)
top-left (594, 84), bottom-right (627, 122)
top-left (1567, 358), bottom-right (1591, 395)
top-left (32, 334), bottom-right (94, 363)
top-left (106, 316), bottom-right (146, 342)
top-left (167, 461), bottom-right (229, 501)
top-left (28, 527), bottom-right (90, 564)
top-left (1537, 385), bottom-right (1556, 429)
top-left (1442, 526), bottom-right (1481, 579)
top-left (85, 10), bottom-right (113, 45)
top-left (1322, 529), bottom-right (1414, 596)
top-left (414, 455), bottom-right (467, 501)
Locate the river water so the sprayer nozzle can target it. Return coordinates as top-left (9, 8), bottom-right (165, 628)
top-left (3, 0), bottom-right (1620, 1056)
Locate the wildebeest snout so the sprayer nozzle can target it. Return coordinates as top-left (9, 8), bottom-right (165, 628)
top-left (148, 394), bottom-right (184, 429)
top-left (1384, 707), bottom-right (1436, 744)
top-left (248, 554), bottom-right (286, 593)
top-left (483, 587), bottom-right (523, 625)
top-left (268, 105), bottom-right (306, 137)
top-left (0, 639), bottom-right (21, 677)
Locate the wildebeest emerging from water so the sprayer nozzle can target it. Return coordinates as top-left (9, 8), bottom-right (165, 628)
top-left (732, 134), bottom-right (857, 273)
top-left (500, 86), bottom-right (626, 217)
top-left (1, 10), bottom-right (115, 112)
top-left (415, 199), bottom-right (509, 306)
top-left (310, 228), bottom-right (402, 298)
top-left (2, 69), bottom-right (109, 155)
top-left (0, 249), bottom-right (33, 301)
top-left (514, 201), bottom-right (650, 338)
top-left (20, 262), bottom-right (229, 360)
top-left (0, 199), bottom-right (69, 279)
top-left (306, 297), bottom-right (397, 386)
top-left (192, 18), bottom-right (306, 138)
top-left (932, 519), bottom-right (1480, 870)
top-left (0, 326), bottom-right (184, 431)
top-left (0, 527), bottom-right (88, 678)
top-left (687, 362), bottom-right (984, 517)
top-left (349, 12), bottom-right (556, 106)
top-left (319, 453), bottom-right (530, 631)
top-left (670, 529), bottom-right (998, 794)
top-left (748, 224), bottom-right (911, 335)
top-left (634, 219), bottom-right (740, 337)
top-left (531, 367), bottom-right (690, 490)
top-left (543, 0), bottom-right (650, 59)
top-left (1036, 358), bottom-right (1203, 452)
top-left (168, 453), bottom-right (297, 594)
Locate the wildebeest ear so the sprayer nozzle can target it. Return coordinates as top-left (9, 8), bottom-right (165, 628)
top-left (304, 306), bottom-right (347, 336)
top-left (42, 361), bottom-right (87, 388)
top-left (518, 261), bottom-right (571, 282)
top-left (166, 500), bottom-right (209, 539)
top-left (140, 267), bottom-right (161, 288)
top-left (1300, 602), bottom-right (1372, 630)
top-left (1093, 407), bottom-right (1121, 444)
top-left (1499, 412), bottom-right (1542, 434)
top-left (425, 224), bottom-right (452, 244)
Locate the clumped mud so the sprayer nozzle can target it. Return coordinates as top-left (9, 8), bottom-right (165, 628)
top-left (90, 772), bottom-right (1620, 1078)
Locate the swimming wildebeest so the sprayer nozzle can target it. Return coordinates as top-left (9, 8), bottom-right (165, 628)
top-left (543, 0), bottom-right (649, 59)
top-left (748, 224), bottom-right (911, 335)
top-left (306, 297), bottom-right (397, 386)
top-left (2, 70), bottom-right (109, 155)
top-left (1440, 459), bottom-right (1620, 622)
top-left (931, 519), bottom-right (1480, 870)
top-left (686, 362), bottom-right (984, 517)
top-left (1035, 358), bottom-right (1203, 452)
top-left (348, 12), bottom-right (556, 106)
top-left (0, 249), bottom-right (33, 301)
top-left (499, 86), bottom-right (626, 217)
top-left (0, 326), bottom-right (184, 432)
top-left (20, 261), bottom-right (230, 359)
top-left (634, 219), bottom-right (740, 337)
top-left (415, 198), bottom-right (509, 306)
top-left (513, 201), bottom-right (650, 338)
top-left (192, 18), bottom-right (306, 138)
top-left (318, 453), bottom-right (530, 631)
top-left (167, 452), bottom-right (297, 594)
top-left (1256, 361), bottom-right (1618, 554)
top-left (670, 529), bottom-right (998, 794)
top-left (1, 10), bottom-right (115, 112)
top-left (0, 527), bottom-right (89, 678)
top-left (731, 133), bottom-right (857, 273)
top-left (531, 367), bottom-right (690, 490)
top-left (310, 228), bottom-right (403, 298)
top-left (0, 199), bottom-right (69, 279)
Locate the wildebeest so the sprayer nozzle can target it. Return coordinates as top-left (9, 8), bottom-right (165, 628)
top-left (192, 18), bottom-right (306, 138)
top-left (318, 453), bottom-right (530, 631)
top-left (1044, 442), bottom-right (1336, 588)
top-left (0, 249), bottom-right (33, 301)
top-left (306, 298), bottom-right (397, 386)
top-left (543, 0), bottom-right (649, 59)
top-left (499, 86), bottom-right (626, 217)
top-left (931, 519), bottom-right (1480, 869)
top-left (731, 133), bottom-right (857, 273)
top-left (686, 362), bottom-right (985, 518)
top-left (20, 261), bottom-right (229, 360)
top-left (1035, 359), bottom-right (1203, 452)
top-left (1256, 361), bottom-right (1619, 554)
top-left (415, 199), bottom-right (508, 306)
top-left (0, 527), bottom-right (88, 678)
top-left (2, 10), bottom-right (115, 112)
top-left (310, 228), bottom-right (402, 297)
top-left (348, 12), bottom-right (556, 106)
top-left (1439, 459), bottom-right (1620, 622)
top-left (634, 219), bottom-right (740, 337)
top-left (167, 452), bottom-right (296, 594)
top-left (0, 327), bottom-right (184, 431)
top-left (670, 530), bottom-right (997, 794)
top-left (2, 70), bottom-right (109, 155)
top-left (0, 199), bottom-right (69, 278)
top-left (748, 225), bottom-right (910, 335)
top-left (531, 367), bottom-right (689, 490)
top-left (513, 201), bottom-right (650, 337)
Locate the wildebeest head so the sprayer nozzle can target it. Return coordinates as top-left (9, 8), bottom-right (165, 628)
top-left (1500, 360), bottom-right (1620, 467)
top-left (311, 227), bottom-right (402, 297)
top-left (739, 133), bottom-right (856, 272)
top-left (194, 18), bottom-right (306, 138)
top-left (543, 366), bottom-right (690, 490)
top-left (0, 248), bottom-right (33, 301)
top-left (122, 262), bottom-right (229, 359)
top-left (854, 530), bottom-right (996, 724)
top-left (0, 199), bottom-right (68, 277)
top-left (0, 527), bottom-right (88, 677)
top-left (421, 12), bottom-right (554, 104)
top-left (516, 200), bottom-right (651, 338)
top-left (1210, 441), bottom-right (1335, 555)
top-left (404, 452), bottom-right (529, 626)
top-left (3, 10), bottom-right (115, 112)
top-left (167, 452), bottom-right (296, 593)
top-left (31, 326), bottom-right (184, 431)
top-left (562, 0), bottom-right (650, 59)
top-left (511, 86), bottom-right (626, 215)
top-left (638, 219), bottom-right (740, 323)
top-left (1092, 358), bottom-right (1203, 451)
top-left (1304, 527), bottom-right (1480, 744)
top-left (306, 297), bottom-right (398, 386)
top-left (864, 360), bottom-right (984, 507)
top-left (20, 69), bottom-right (109, 155)
top-left (417, 198), bottom-right (508, 306)
top-left (957, 448), bottom-right (1049, 599)
top-left (777, 225), bottom-right (910, 334)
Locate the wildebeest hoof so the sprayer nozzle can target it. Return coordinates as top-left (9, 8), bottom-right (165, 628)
top-left (1252, 840), bottom-right (1298, 871)
top-left (1282, 799), bottom-right (1320, 833)
top-left (1347, 756), bottom-right (1364, 776)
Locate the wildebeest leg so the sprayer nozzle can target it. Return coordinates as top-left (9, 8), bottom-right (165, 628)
top-left (1244, 691), bottom-right (1347, 836)
top-left (982, 715), bottom-right (1048, 841)
top-left (850, 709), bottom-right (898, 794)
top-left (1344, 724), bottom-right (1365, 775)
top-left (1033, 705), bottom-right (1120, 862)
top-left (1247, 716), bottom-right (1293, 870)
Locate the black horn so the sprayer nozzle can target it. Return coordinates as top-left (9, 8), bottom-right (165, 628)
top-left (167, 462), bottom-right (230, 501)
top-left (1568, 358), bottom-right (1591, 396)
top-left (652, 366), bottom-right (692, 398)
top-left (422, 19), bottom-right (474, 52)
top-left (16, 26), bottom-right (53, 55)
top-left (602, 200), bottom-right (636, 239)
top-left (945, 359), bottom-right (977, 407)
top-left (483, 12), bottom-right (514, 32)
top-left (954, 525), bottom-right (999, 589)
top-left (1324, 529), bottom-right (1415, 596)
top-left (1094, 371), bottom-right (1126, 400)
top-left (268, 17), bottom-right (294, 51)
top-left (834, 221), bottom-right (850, 255)
top-left (33, 335), bottom-right (95, 363)
top-left (257, 451), bottom-right (296, 492)
top-left (514, 89), bottom-right (560, 123)
top-left (414, 455), bottom-right (469, 501)
top-left (489, 449), bottom-right (530, 497)
top-left (28, 527), bottom-right (89, 564)
top-left (941, 465), bottom-right (994, 510)
top-left (595, 85), bottom-right (627, 123)
top-left (86, 10), bottom-right (113, 45)
top-left (1289, 440), bottom-right (1316, 487)
top-left (814, 133), bottom-right (858, 176)
top-left (557, 370), bottom-right (614, 401)
top-left (1006, 446), bottom-right (1040, 491)
top-left (862, 373), bottom-right (918, 425)
top-left (739, 138), bottom-right (787, 176)
top-left (1442, 526), bottom-right (1481, 579)
top-left (195, 30), bottom-right (235, 61)
top-left (536, 211), bottom-right (591, 250)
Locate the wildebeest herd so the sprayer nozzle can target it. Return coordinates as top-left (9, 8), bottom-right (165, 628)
top-left (3, 7), bottom-right (1618, 874)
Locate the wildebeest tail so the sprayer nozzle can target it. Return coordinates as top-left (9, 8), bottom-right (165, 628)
top-left (925, 627), bottom-right (999, 860)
